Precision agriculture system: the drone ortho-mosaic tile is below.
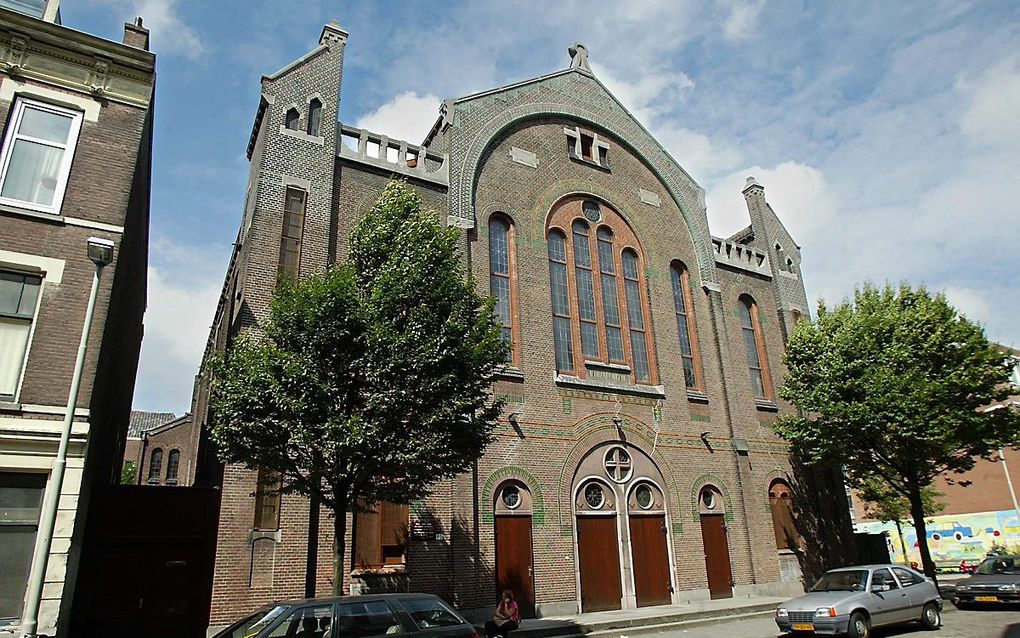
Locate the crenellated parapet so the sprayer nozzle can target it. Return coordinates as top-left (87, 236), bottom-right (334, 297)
top-left (338, 124), bottom-right (448, 187)
top-left (711, 236), bottom-right (771, 277)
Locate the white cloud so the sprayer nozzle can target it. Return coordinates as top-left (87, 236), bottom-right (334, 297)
top-left (89, 0), bottom-right (205, 59)
top-left (720, 0), bottom-right (768, 42)
top-left (705, 161), bottom-right (835, 239)
top-left (959, 55), bottom-right (1020, 148)
top-left (941, 285), bottom-right (993, 328)
top-left (354, 91), bottom-right (442, 145)
top-left (132, 238), bottom-right (228, 413)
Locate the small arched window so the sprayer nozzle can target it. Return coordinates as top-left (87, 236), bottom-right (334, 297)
top-left (738, 295), bottom-right (772, 399)
top-left (166, 449), bottom-right (181, 485)
top-left (307, 98), bottom-right (322, 136)
top-left (147, 448), bottom-right (163, 484)
top-left (284, 107), bottom-right (300, 131)
top-left (548, 230), bottom-right (574, 373)
top-left (670, 262), bottom-right (702, 390)
top-left (769, 479), bottom-right (799, 549)
top-left (489, 215), bottom-right (518, 365)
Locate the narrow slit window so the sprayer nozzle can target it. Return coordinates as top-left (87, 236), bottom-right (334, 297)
top-left (597, 227), bottom-right (624, 363)
top-left (572, 221), bottom-right (599, 360)
top-left (284, 108), bottom-right (300, 131)
top-left (670, 262), bottom-right (702, 390)
top-left (622, 250), bottom-right (650, 383)
top-left (548, 230), bottom-right (574, 373)
top-left (580, 133), bottom-right (594, 161)
top-left (306, 98), bottom-right (322, 136)
top-left (278, 188), bottom-right (306, 284)
top-left (738, 296), bottom-right (771, 399)
top-left (489, 215), bottom-right (517, 364)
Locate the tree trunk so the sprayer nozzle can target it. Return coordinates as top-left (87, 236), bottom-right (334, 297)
top-left (908, 485), bottom-right (940, 591)
top-left (332, 504), bottom-right (349, 596)
top-left (305, 493), bottom-right (320, 597)
top-left (894, 519), bottom-right (909, 565)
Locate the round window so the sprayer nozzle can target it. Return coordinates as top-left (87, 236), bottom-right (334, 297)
top-left (635, 484), bottom-right (653, 510)
top-left (502, 484), bottom-right (521, 510)
top-left (701, 489), bottom-right (716, 510)
top-left (584, 483), bottom-right (605, 510)
top-left (582, 200), bottom-right (602, 223)
top-left (604, 446), bottom-right (633, 483)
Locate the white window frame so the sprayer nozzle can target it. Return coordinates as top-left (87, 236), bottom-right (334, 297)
top-left (0, 268), bottom-right (44, 403)
top-left (0, 97), bottom-right (84, 215)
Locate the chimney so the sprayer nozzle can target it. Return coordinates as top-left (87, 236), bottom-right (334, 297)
top-left (123, 16), bottom-right (150, 51)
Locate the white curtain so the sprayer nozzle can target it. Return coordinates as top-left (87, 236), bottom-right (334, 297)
top-left (0, 318), bottom-right (30, 397)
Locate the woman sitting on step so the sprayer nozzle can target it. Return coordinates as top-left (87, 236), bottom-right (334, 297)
top-left (485, 589), bottom-right (521, 638)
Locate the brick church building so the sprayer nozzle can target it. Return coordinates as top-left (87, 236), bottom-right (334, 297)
top-left (191, 23), bottom-right (854, 626)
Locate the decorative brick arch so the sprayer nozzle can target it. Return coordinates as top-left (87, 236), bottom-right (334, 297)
top-left (762, 468), bottom-right (793, 514)
top-left (554, 413), bottom-right (684, 534)
top-left (690, 473), bottom-right (735, 523)
top-left (482, 465), bottom-right (546, 526)
top-left (449, 92), bottom-right (717, 287)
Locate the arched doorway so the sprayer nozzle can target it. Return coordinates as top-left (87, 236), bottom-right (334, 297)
top-left (572, 442), bottom-right (676, 611)
top-left (698, 485), bottom-right (733, 599)
top-left (627, 481), bottom-right (671, 607)
top-left (494, 480), bottom-right (535, 617)
top-left (574, 478), bottom-right (622, 612)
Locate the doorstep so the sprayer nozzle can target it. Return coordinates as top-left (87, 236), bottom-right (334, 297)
top-left (475, 597), bottom-right (788, 638)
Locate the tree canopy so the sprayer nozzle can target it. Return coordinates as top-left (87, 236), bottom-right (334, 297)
top-left (210, 181), bottom-right (508, 593)
top-left (775, 283), bottom-right (1020, 580)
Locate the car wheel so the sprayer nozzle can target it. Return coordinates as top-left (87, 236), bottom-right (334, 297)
top-left (847, 611), bottom-right (870, 638)
top-left (920, 602), bottom-right (941, 629)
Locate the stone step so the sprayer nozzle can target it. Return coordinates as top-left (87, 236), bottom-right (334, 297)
top-left (476, 601), bottom-right (782, 638)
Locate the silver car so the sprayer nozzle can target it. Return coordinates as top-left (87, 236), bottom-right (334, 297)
top-left (775, 565), bottom-right (943, 637)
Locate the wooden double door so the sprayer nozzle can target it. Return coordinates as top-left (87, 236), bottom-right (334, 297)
top-left (495, 515), bottom-right (536, 617)
top-left (577, 514), bottom-right (673, 612)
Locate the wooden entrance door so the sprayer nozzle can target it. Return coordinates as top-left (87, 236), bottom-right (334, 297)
top-left (629, 515), bottom-right (672, 607)
top-left (495, 515), bottom-right (535, 618)
top-left (700, 514), bottom-right (733, 599)
top-left (576, 515), bottom-right (622, 612)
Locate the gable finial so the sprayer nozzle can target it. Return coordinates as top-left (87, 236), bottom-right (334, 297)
top-left (568, 42), bottom-right (591, 72)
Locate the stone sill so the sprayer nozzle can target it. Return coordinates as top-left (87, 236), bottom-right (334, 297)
top-left (584, 360), bottom-right (631, 374)
top-left (555, 373), bottom-right (666, 399)
top-left (686, 390), bottom-right (709, 404)
top-left (248, 528), bottom-right (282, 544)
top-left (0, 400), bottom-right (22, 412)
top-left (567, 153), bottom-right (611, 172)
top-left (279, 125), bottom-right (325, 145)
top-left (755, 399), bottom-right (779, 412)
top-left (494, 366), bottom-right (525, 382)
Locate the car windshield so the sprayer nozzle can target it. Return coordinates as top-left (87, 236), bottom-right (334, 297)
top-left (224, 605), bottom-right (288, 638)
top-left (811, 570), bottom-right (868, 592)
top-left (976, 558), bottom-right (1020, 575)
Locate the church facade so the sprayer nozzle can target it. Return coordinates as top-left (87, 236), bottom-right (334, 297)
top-left (192, 23), bottom-right (855, 626)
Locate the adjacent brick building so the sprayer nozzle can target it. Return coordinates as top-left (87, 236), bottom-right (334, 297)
top-left (121, 409), bottom-right (175, 483)
top-left (0, 1), bottom-right (155, 634)
top-left (191, 25), bottom-right (854, 628)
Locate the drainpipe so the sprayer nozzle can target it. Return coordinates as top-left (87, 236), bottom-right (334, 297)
top-left (21, 238), bottom-right (112, 638)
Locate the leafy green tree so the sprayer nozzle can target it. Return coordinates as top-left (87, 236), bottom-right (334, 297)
top-left (210, 181), bottom-right (507, 594)
top-left (120, 460), bottom-right (136, 485)
top-left (858, 475), bottom-right (942, 564)
top-left (776, 283), bottom-right (1020, 584)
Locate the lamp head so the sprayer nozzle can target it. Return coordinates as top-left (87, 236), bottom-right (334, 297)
top-left (87, 237), bottom-right (114, 267)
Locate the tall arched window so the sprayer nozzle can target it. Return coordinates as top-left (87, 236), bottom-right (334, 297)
top-left (489, 214), bottom-right (519, 365)
top-left (738, 295), bottom-right (772, 399)
top-left (670, 262), bottom-right (703, 390)
top-left (769, 479), bottom-right (799, 549)
top-left (546, 197), bottom-right (656, 385)
top-left (307, 98), bottom-right (322, 136)
top-left (548, 230), bottom-right (574, 373)
top-left (147, 448), bottom-right (163, 484)
top-left (166, 449), bottom-right (181, 485)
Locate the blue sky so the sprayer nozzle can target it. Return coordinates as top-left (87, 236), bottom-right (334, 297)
top-left (65, 1), bottom-right (1019, 413)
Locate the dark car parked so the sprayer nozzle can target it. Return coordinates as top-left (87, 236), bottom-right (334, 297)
top-left (212, 593), bottom-right (477, 638)
top-left (954, 556), bottom-right (1020, 606)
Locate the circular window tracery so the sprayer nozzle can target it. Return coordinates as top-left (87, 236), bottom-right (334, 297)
top-left (635, 484), bottom-right (653, 509)
top-left (501, 484), bottom-right (521, 510)
top-left (582, 200), bottom-right (602, 223)
top-left (701, 488), bottom-right (716, 510)
top-left (584, 483), bottom-right (606, 509)
top-left (604, 446), bottom-right (633, 483)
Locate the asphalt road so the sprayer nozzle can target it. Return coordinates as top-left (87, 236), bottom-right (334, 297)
top-left (643, 606), bottom-right (1020, 638)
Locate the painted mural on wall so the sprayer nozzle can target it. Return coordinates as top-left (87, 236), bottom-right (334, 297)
top-left (858, 509), bottom-right (1020, 567)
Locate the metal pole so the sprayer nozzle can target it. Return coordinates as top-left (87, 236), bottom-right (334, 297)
top-left (20, 265), bottom-right (102, 638)
top-left (1001, 448), bottom-right (1020, 533)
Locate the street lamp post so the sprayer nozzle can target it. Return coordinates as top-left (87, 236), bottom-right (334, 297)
top-left (20, 237), bottom-right (114, 638)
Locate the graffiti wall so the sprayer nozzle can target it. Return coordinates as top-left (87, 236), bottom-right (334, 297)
top-left (857, 509), bottom-right (1020, 567)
